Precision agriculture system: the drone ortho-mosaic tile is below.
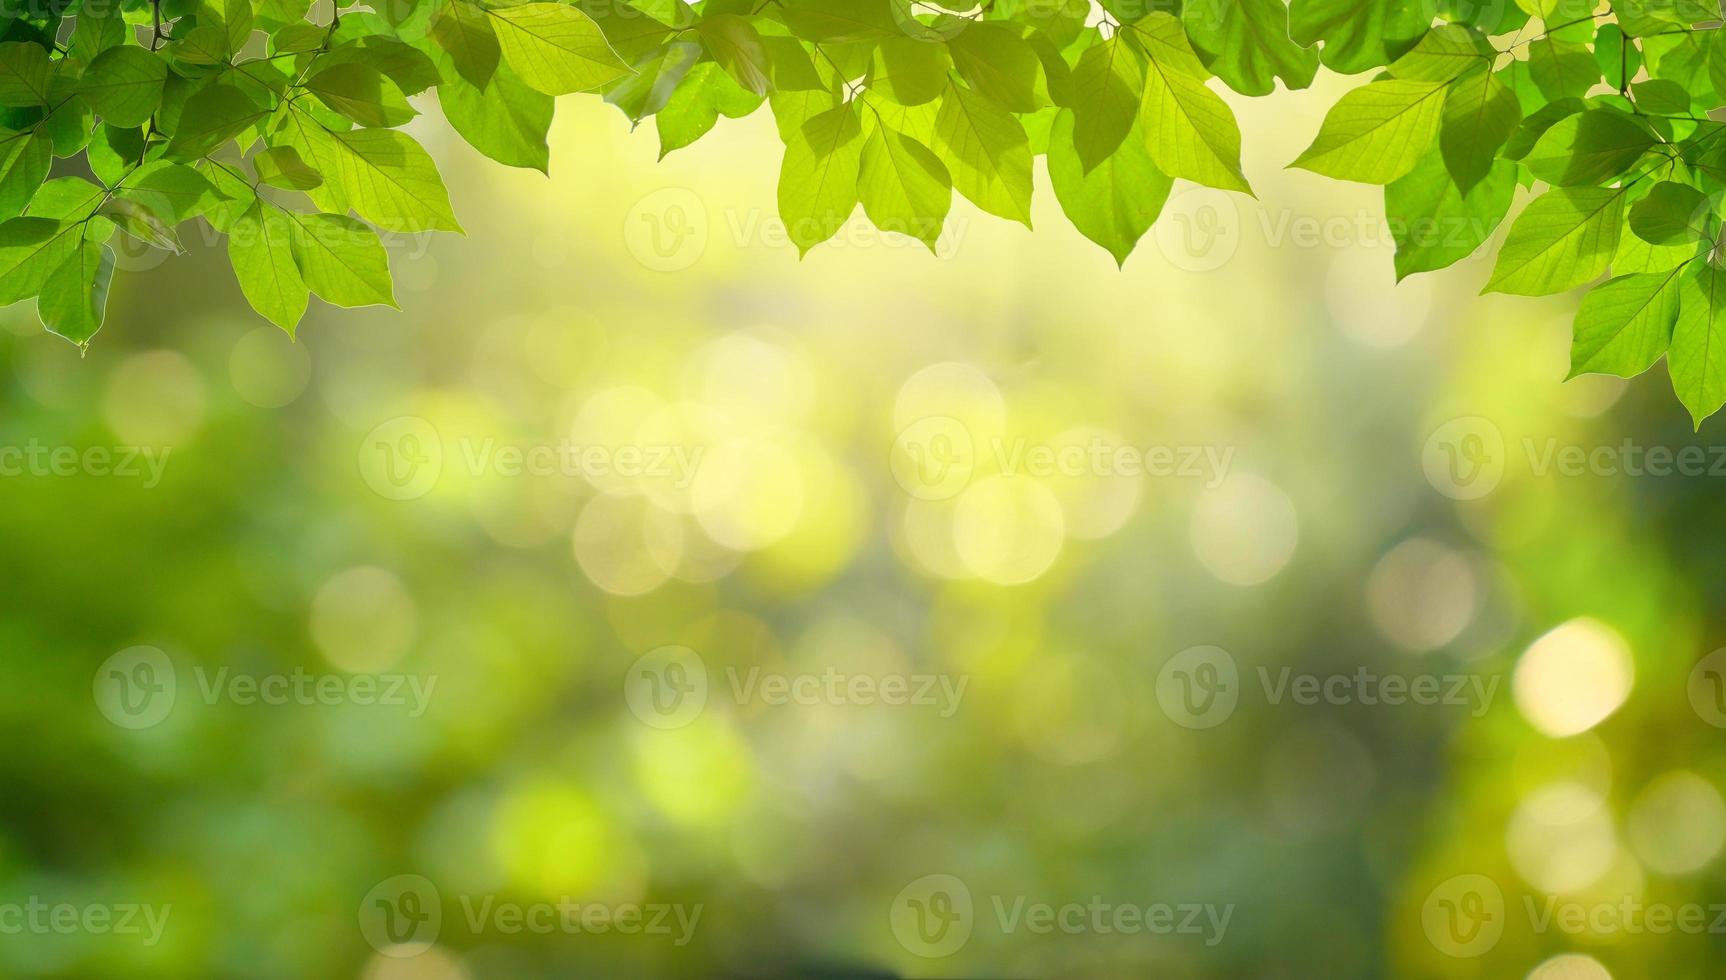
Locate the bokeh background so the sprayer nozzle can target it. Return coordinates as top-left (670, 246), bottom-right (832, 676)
top-left (3, 71), bottom-right (1726, 980)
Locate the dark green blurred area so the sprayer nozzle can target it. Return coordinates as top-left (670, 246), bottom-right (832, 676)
top-left (3, 103), bottom-right (1726, 980)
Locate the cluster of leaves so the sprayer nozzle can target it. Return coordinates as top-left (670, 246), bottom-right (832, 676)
top-left (2, 0), bottom-right (1725, 422)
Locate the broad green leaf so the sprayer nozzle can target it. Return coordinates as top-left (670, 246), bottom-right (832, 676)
top-left (170, 26), bottom-right (238, 68)
top-left (934, 80), bottom-right (1033, 226)
top-left (1484, 186), bottom-right (1626, 295)
top-left (1288, 0), bottom-right (1428, 74)
top-left (947, 22), bottom-right (1042, 114)
top-left (253, 144), bottom-right (323, 190)
top-left (81, 47), bottom-right (170, 129)
top-left (1137, 14), bottom-right (1251, 194)
top-left (1183, 0), bottom-right (1318, 96)
top-left (305, 62), bottom-right (418, 128)
top-left (857, 125), bottom-right (951, 252)
top-left (605, 39), bottom-right (702, 123)
top-left (1440, 69), bottom-right (1519, 193)
top-left (1633, 78), bottom-right (1691, 116)
top-left (432, 0), bottom-right (501, 88)
top-left (656, 61), bottom-right (761, 159)
top-left (1569, 266), bottom-right (1687, 379)
top-left (1385, 150), bottom-right (1515, 280)
top-left (1670, 263), bottom-right (1726, 427)
top-left (1595, 24), bottom-right (1642, 90)
top-left (1068, 35), bottom-right (1143, 173)
top-left (439, 64), bottom-right (554, 172)
top-left (0, 216), bottom-right (81, 304)
top-left (1290, 79), bottom-right (1446, 185)
top-left (118, 162), bottom-right (221, 224)
top-left (0, 131), bottom-right (49, 219)
top-left (1628, 181), bottom-right (1710, 246)
top-left (1525, 110), bottom-right (1657, 187)
top-left (1528, 36), bottom-right (1599, 101)
top-left (287, 211), bottom-right (397, 308)
top-left (165, 83), bottom-right (269, 160)
top-left (98, 197), bottom-right (182, 252)
top-left (488, 2), bottom-right (632, 96)
top-left (228, 202), bottom-right (309, 332)
top-left (281, 112), bottom-right (462, 233)
top-left (872, 38), bottom-right (950, 107)
top-left (1388, 24), bottom-right (1492, 83)
top-left (27, 177), bottom-right (108, 221)
top-left (696, 13), bottom-right (771, 97)
top-left (0, 42), bottom-right (52, 108)
top-left (1503, 97), bottom-right (1584, 160)
top-left (1047, 109), bottom-right (1171, 267)
top-left (37, 239), bottom-right (115, 346)
top-left (777, 102), bottom-right (863, 255)
top-left (779, 0), bottom-right (901, 43)
top-left (70, 2), bottom-right (128, 63)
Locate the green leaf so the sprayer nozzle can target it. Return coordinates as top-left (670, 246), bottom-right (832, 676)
top-left (228, 202), bottom-right (309, 332)
top-left (253, 144), bottom-right (323, 190)
top-left (1183, 0), bottom-right (1318, 97)
top-left (872, 38), bottom-right (950, 108)
top-left (1503, 97), bottom-right (1583, 160)
top-left (1528, 36), bottom-right (1599, 101)
top-left (1388, 24), bottom-right (1492, 83)
top-left (948, 22), bottom-right (1042, 114)
top-left (1439, 69), bottom-right (1519, 193)
top-left (655, 61), bottom-right (760, 159)
top-left (857, 124), bottom-right (951, 253)
top-left (777, 102), bottom-right (863, 255)
top-left (439, 63), bottom-right (554, 173)
top-left (0, 42), bottom-right (52, 108)
top-left (1628, 181), bottom-right (1710, 246)
top-left (0, 131), bottom-right (49, 219)
top-left (1288, 0), bottom-right (1428, 74)
top-left (934, 80), bottom-right (1033, 226)
top-left (488, 2), bottom-right (632, 96)
top-left (1290, 79), bottom-right (1446, 184)
top-left (1068, 34), bottom-right (1143, 173)
top-left (71, 3), bottom-right (128, 63)
top-left (1047, 109), bottom-right (1171, 267)
top-left (287, 211), bottom-right (397, 309)
top-left (165, 83), bottom-right (269, 160)
top-left (432, 0), bottom-right (501, 88)
top-left (1385, 150), bottom-right (1514, 280)
top-left (0, 216), bottom-right (81, 305)
top-left (1569, 266), bottom-right (1687, 379)
top-left (1670, 263), bottom-right (1726, 427)
top-left (81, 47), bottom-right (170, 129)
top-left (1633, 78), bottom-right (1691, 116)
top-left (99, 197), bottom-right (182, 252)
top-left (304, 61), bottom-right (418, 128)
top-left (780, 0), bottom-right (901, 43)
top-left (37, 239), bottom-right (115, 347)
top-left (281, 112), bottom-right (462, 233)
top-left (1524, 109), bottom-right (1656, 187)
top-left (1484, 186), bottom-right (1626, 296)
top-left (1595, 24), bottom-right (1643, 90)
top-left (118, 162), bottom-right (221, 224)
top-left (1137, 14), bottom-right (1252, 194)
top-left (695, 13), bottom-right (772, 97)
